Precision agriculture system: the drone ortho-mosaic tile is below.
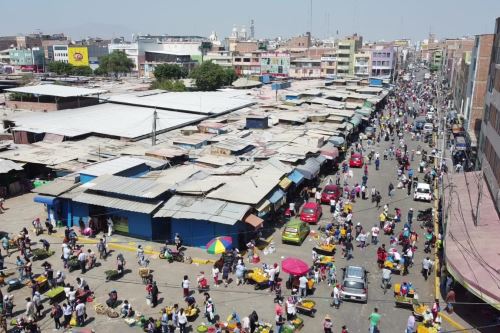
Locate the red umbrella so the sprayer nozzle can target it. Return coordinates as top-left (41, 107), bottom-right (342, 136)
top-left (281, 257), bottom-right (309, 276)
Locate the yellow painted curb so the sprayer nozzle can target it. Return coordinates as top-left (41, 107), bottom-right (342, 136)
top-left (53, 234), bottom-right (159, 255)
top-left (191, 258), bottom-right (216, 265)
top-left (440, 312), bottom-right (469, 332)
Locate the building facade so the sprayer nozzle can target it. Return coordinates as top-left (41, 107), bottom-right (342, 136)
top-left (320, 54), bottom-right (337, 78)
top-left (464, 34), bottom-right (494, 142)
top-left (370, 46), bottom-right (394, 78)
top-left (260, 52), bottom-right (290, 77)
top-left (289, 58), bottom-right (321, 79)
top-left (51, 45), bottom-right (69, 63)
top-left (8, 48), bottom-right (45, 72)
top-left (354, 51), bottom-right (371, 78)
top-left (479, 17), bottom-right (500, 210)
top-left (233, 51), bottom-right (261, 76)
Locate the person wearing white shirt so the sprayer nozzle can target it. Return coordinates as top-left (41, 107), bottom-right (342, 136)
top-left (422, 257), bottom-right (434, 281)
top-left (78, 251), bottom-right (88, 274)
top-left (371, 225), bottom-right (380, 244)
top-left (298, 276), bottom-right (308, 297)
top-left (315, 191), bottom-right (321, 203)
top-left (178, 308), bottom-right (188, 333)
top-left (75, 301), bottom-right (86, 327)
top-left (107, 217), bottom-right (114, 237)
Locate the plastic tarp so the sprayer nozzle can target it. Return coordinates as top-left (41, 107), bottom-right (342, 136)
top-left (268, 188), bottom-right (286, 204)
top-left (355, 108), bottom-right (372, 117)
top-left (288, 170), bottom-right (305, 185)
top-left (320, 143), bottom-right (339, 160)
top-left (296, 157), bottom-right (321, 180)
top-left (315, 155), bottom-right (327, 165)
top-left (329, 136), bottom-right (345, 147)
top-left (349, 115), bottom-right (363, 127)
top-left (33, 195), bottom-right (57, 205)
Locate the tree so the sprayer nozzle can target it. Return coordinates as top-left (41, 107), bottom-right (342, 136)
top-left (96, 51), bottom-right (134, 78)
top-left (190, 61), bottom-right (227, 91)
top-left (223, 68), bottom-right (238, 85)
top-left (199, 41), bottom-right (213, 63)
top-left (151, 79), bottom-right (186, 92)
top-left (153, 64), bottom-right (187, 81)
top-left (71, 66), bottom-right (93, 76)
top-left (48, 61), bottom-right (74, 75)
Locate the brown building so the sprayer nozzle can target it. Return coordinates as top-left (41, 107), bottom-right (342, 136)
top-left (464, 34), bottom-right (494, 140)
top-left (234, 41), bottom-right (258, 53)
top-left (452, 52), bottom-right (471, 116)
top-left (478, 17), bottom-right (500, 210)
top-left (442, 38), bottom-right (474, 84)
top-left (285, 33), bottom-right (311, 50)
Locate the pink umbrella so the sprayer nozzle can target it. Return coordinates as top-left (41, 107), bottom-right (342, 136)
top-left (281, 257), bottom-right (309, 276)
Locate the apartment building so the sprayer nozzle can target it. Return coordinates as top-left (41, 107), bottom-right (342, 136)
top-left (289, 58), bottom-right (321, 79)
top-left (479, 17), bottom-right (500, 209)
top-left (233, 51), bottom-right (261, 76)
top-left (370, 45), bottom-right (395, 78)
top-left (336, 34), bottom-right (362, 76)
top-left (354, 51), bottom-right (371, 78)
top-left (320, 54), bottom-right (337, 78)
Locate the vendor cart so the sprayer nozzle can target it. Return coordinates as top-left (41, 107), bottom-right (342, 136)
top-left (313, 243), bottom-right (336, 256)
top-left (246, 268), bottom-right (269, 290)
top-left (67, 257), bottom-right (80, 272)
top-left (76, 289), bottom-right (93, 303)
top-left (416, 323), bottom-right (440, 333)
top-left (138, 268), bottom-right (152, 284)
top-left (44, 286), bottom-right (66, 302)
top-left (26, 275), bottom-right (48, 292)
top-left (384, 260), bottom-right (402, 274)
top-left (296, 299), bottom-right (316, 317)
top-left (412, 303), bottom-right (429, 322)
top-left (318, 256), bottom-right (335, 265)
top-left (105, 270), bottom-right (120, 281)
top-left (393, 283), bottom-right (418, 309)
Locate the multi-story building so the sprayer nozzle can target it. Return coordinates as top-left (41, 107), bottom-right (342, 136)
top-left (233, 51), bottom-right (261, 76)
top-left (205, 51), bottom-right (233, 68)
top-left (478, 17), bottom-right (500, 209)
top-left (41, 34), bottom-right (70, 61)
top-left (289, 58), bottom-right (321, 79)
top-left (260, 52), bottom-right (290, 77)
top-left (452, 52), bottom-right (471, 117)
top-left (8, 47), bottom-right (45, 72)
top-left (285, 33), bottom-right (312, 50)
top-left (336, 34), bottom-right (362, 76)
top-left (464, 34), bottom-right (494, 141)
top-left (431, 49), bottom-right (443, 71)
top-left (370, 45), bottom-right (395, 78)
top-left (51, 45), bottom-right (69, 63)
top-left (441, 38), bottom-right (475, 84)
top-left (354, 51), bottom-right (371, 78)
top-left (320, 53), bottom-right (337, 78)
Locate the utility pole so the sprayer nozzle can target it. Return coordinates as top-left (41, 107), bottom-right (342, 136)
top-left (474, 156), bottom-right (483, 226)
top-left (151, 108), bottom-right (157, 146)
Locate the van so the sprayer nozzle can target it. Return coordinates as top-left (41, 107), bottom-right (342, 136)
top-left (414, 183), bottom-right (432, 202)
top-left (454, 136), bottom-right (468, 151)
top-left (423, 123), bottom-right (434, 134)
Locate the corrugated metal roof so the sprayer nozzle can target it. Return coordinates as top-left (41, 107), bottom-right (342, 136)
top-left (32, 178), bottom-right (79, 196)
top-left (0, 158), bottom-right (24, 174)
top-left (174, 176), bottom-right (226, 195)
top-left (89, 175), bottom-right (169, 199)
top-left (154, 195), bottom-right (250, 225)
top-left (72, 192), bottom-right (162, 214)
top-left (5, 84), bottom-right (107, 98)
top-left (79, 157), bottom-right (147, 177)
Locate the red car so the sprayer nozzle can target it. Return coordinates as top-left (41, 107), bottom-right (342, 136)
top-left (349, 153), bottom-right (364, 168)
top-left (300, 202), bottom-right (322, 224)
top-left (321, 184), bottom-right (341, 204)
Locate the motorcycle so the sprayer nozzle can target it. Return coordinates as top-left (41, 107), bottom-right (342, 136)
top-left (159, 246), bottom-right (184, 263)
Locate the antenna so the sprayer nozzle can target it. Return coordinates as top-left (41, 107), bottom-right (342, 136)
top-left (309, 0), bottom-right (313, 36)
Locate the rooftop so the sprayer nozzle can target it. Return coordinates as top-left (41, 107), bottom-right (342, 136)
top-left (88, 174), bottom-right (169, 199)
top-left (79, 156), bottom-right (148, 177)
top-left (5, 84), bottom-right (107, 98)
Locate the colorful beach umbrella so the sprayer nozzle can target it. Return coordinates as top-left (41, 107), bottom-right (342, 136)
top-left (281, 257), bottom-right (309, 276)
top-left (206, 236), bottom-right (233, 254)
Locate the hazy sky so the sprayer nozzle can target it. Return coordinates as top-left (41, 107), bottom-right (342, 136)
top-left (1, 0), bottom-right (499, 42)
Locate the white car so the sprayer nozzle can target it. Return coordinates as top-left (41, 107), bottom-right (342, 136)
top-left (426, 112), bottom-right (434, 121)
top-left (414, 183), bottom-right (432, 202)
top-left (423, 123), bottom-right (434, 134)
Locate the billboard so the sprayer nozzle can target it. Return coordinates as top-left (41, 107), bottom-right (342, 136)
top-left (68, 47), bottom-right (89, 66)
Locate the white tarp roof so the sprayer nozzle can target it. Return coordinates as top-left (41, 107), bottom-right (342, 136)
top-left (5, 84), bottom-right (107, 97)
top-left (0, 158), bottom-right (24, 174)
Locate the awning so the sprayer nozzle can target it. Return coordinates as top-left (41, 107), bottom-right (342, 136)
top-left (288, 170), bottom-right (305, 185)
top-left (315, 155), bottom-right (327, 165)
top-left (344, 122), bottom-right (354, 133)
top-left (33, 195), bottom-right (57, 205)
top-left (245, 214), bottom-right (264, 229)
top-left (320, 143), bottom-right (339, 160)
top-left (355, 108), bottom-right (372, 117)
top-left (329, 136), bottom-right (345, 147)
top-left (268, 188), bottom-right (286, 204)
top-left (255, 200), bottom-right (271, 213)
top-left (296, 157), bottom-right (321, 180)
top-left (349, 115), bottom-right (362, 127)
top-left (279, 177), bottom-right (292, 190)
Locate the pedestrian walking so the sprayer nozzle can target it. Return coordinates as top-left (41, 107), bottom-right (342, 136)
top-left (78, 249), bottom-right (88, 274)
top-left (62, 303), bottom-right (72, 329)
top-left (50, 302), bottom-right (63, 330)
top-left (407, 208), bottom-right (414, 226)
top-left (375, 158), bottom-right (380, 171)
top-left (178, 308), bottom-right (187, 333)
top-left (323, 315), bottom-right (333, 333)
top-left (388, 183), bottom-right (394, 197)
top-left (331, 284), bottom-right (340, 309)
top-left (371, 224), bottom-right (380, 245)
top-left (422, 257), bottom-right (434, 281)
top-left (406, 313), bottom-right (416, 333)
top-left (107, 217), bottom-right (114, 237)
top-left (75, 300), bottom-right (86, 326)
top-left (368, 308), bottom-right (381, 333)
top-left (182, 275), bottom-right (190, 296)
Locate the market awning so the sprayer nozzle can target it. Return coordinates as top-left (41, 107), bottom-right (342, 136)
top-left (288, 170), bottom-right (305, 185)
top-left (268, 188), bottom-right (286, 204)
top-left (245, 214), bottom-right (264, 229)
top-left (296, 157), bottom-right (321, 180)
top-left (355, 108), bottom-right (372, 117)
top-left (328, 136), bottom-right (345, 147)
top-left (255, 200), bottom-right (271, 212)
top-left (349, 115), bottom-right (362, 127)
top-left (278, 177), bottom-right (292, 190)
top-left (315, 155), bottom-right (327, 165)
top-left (320, 143), bottom-right (339, 160)
top-left (33, 195), bottom-right (57, 205)
top-left (344, 122), bottom-right (354, 133)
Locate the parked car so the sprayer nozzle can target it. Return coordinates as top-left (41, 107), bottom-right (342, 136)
top-left (414, 182), bottom-right (432, 202)
top-left (426, 111), bottom-right (434, 121)
top-left (320, 184), bottom-right (341, 204)
top-left (414, 116), bottom-right (427, 131)
top-left (340, 265), bottom-right (368, 303)
top-left (349, 153), bottom-right (364, 168)
top-left (300, 202), bottom-right (322, 224)
top-left (281, 218), bottom-right (310, 245)
top-left (423, 123), bottom-right (434, 134)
